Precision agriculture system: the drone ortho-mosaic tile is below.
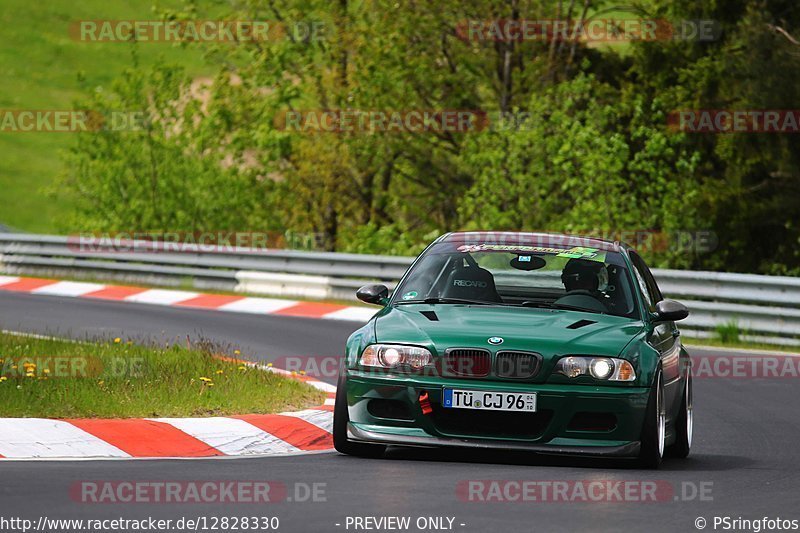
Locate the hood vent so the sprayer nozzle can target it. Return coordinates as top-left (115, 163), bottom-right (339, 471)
top-left (567, 319), bottom-right (596, 330)
top-left (420, 310), bottom-right (439, 321)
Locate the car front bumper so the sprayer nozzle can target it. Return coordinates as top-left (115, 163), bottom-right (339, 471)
top-left (345, 370), bottom-right (650, 457)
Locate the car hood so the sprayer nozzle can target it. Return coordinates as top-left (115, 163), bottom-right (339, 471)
top-left (375, 304), bottom-right (644, 357)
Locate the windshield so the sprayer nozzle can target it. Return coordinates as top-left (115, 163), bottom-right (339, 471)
top-left (393, 242), bottom-right (639, 319)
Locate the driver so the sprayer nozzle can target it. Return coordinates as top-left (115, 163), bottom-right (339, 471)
top-left (555, 258), bottom-right (611, 313)
top-left (561, 258), bottom-right (606, 295)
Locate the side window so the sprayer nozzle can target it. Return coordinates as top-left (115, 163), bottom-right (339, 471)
top-left (397, 253), bottom-right (447, 300)
top-left (641, 262), bottom-right (664, 304)
top-left (630, 252), bottom-right (659, 312)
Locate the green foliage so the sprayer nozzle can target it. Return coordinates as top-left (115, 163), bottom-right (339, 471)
top-left (338, 223), bottom-right (438, 256)
top-left (459, 75), bottom-right (632, 231)
top-left (458, 74), bottom-right (708, 269)
top-left (60, 62), bottom-right (281, 233)
top-left (54, 0), bottom-right (800, 274)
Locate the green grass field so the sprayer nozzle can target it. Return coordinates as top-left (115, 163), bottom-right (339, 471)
top-left (0, 0), bottom-right (213, 233)
top-left (0, 332), bottom-right (325, 418)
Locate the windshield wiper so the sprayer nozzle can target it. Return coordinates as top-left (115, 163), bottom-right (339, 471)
top-left (520, 301), bottom-right (604, 314)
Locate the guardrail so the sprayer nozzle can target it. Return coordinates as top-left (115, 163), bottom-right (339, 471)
top-left (1, 233), bottom-right (798, 346)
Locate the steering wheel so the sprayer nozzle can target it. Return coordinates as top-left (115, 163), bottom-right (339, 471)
top-left (553, 293), bottom-right (609, 313)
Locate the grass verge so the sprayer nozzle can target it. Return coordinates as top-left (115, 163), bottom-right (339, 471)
top-left (0, 332), bottom-right (326, 418)
top-left (0, 0), bottom-right (215, 232)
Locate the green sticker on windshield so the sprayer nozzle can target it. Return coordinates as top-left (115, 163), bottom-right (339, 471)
top-left (402, 291), bottom-right (418, 300)
top-left (556, 247), bottom-right (605, 261)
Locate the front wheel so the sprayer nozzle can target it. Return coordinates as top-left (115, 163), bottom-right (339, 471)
top-left (637, 368), bottom-right (665, 469)
top-left (332, 367), bottom-right (386, 458)
top-left (666, 369), bottom-right (693, 458)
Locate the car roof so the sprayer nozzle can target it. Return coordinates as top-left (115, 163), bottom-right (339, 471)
top-left (438, 231), bottom-right (624, 252)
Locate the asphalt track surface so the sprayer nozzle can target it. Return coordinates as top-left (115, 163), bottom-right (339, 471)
top-left (0, 291), bottom-right (799, 533)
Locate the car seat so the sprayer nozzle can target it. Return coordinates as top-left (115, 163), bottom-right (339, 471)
top-left (440, 263), bottom-right (503, 303)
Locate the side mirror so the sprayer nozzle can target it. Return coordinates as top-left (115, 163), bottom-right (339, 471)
top-left (356, 284), bottom-right (390, 306)
top-left (653, 299), bottom-right (689, 322)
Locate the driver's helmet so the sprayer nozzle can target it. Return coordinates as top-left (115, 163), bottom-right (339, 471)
top-left (561, 258), bottom-right (608, 292)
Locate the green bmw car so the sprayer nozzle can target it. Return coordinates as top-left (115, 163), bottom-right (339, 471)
top-left (333, 232), bottom-right (692, 468)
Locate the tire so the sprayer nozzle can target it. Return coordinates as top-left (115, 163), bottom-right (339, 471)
top-left (637, 368), bottom-right (665, 469)
top-left (666, 369), bottom-right (693, 458)
top-left (332, 367), bottom-right (386, 458)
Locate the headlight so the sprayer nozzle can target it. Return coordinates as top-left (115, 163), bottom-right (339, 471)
top-left (360, 344), bottom-right (433, 371)
top-left (555, 356), bottom-right (636, 382)
top-left (590, 358), bottom-right (613, 379)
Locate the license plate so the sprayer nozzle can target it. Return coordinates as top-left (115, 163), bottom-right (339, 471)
top-left (442, 388), bottom-right (537, 412)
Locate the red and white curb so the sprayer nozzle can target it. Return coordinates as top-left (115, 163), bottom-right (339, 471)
top-left (0, 319), bottom-right (339, 460)
top-left (0, 363), bottom-right (337, 460)
top-left (0, 276), bottom-right (375, 323)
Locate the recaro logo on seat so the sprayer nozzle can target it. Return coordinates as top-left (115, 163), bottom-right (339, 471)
top-left (453, 279), bottom-right (488, 288)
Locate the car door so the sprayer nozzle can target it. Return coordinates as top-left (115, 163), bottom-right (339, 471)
top-left (630, 251), bottom-right (682, 413)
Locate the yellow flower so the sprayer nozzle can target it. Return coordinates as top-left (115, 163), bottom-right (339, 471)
top-left (266, 363), bottom-right (273, 368)
top-left (98, 380), bottom-right (104, 385)
top-left (238, 366), bottom-right (246, 371)
top-left (43, 369), bottom-right (50, 374)
top-left (234, 349), bottom-right (241, 355)
top-left (25, 372), bottom-right (34, 378)
top-left (215, 370), bottom-right (224, 375)
top-left (0, 376), bottom-right (7, 382)
top-left (114, 337), bottom-right (121, 344)
top-left (207, 383), bottom-right (214, 387)
top-left (299, 370), bottom-right (306, 375)
top-left (199, 377), bottom-right (212, 383)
